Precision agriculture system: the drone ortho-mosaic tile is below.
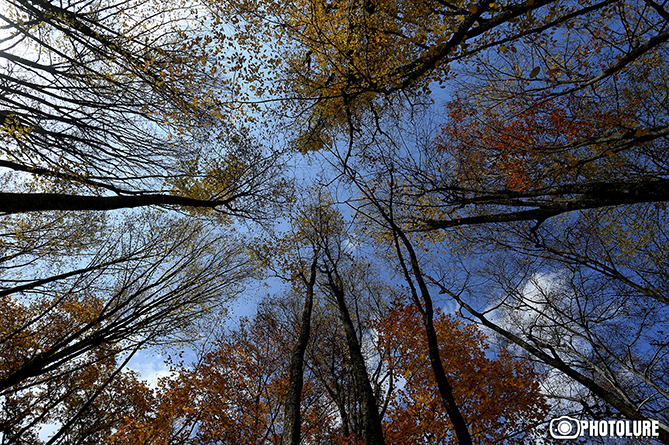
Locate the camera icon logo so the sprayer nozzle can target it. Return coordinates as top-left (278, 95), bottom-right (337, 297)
top-left (550, 416), bottom-right (582, 439)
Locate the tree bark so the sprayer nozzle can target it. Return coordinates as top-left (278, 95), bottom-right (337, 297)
top-left (391, 228), bottom-right (473, 445)
top-left (325, 267), bottom-right (386, 445)
top-left (351, 166), bottom-right (473, 445)
top-left (281, 259), bottom-right (317, 445)
top-left (422, 179), bottom-right (669, 230)
top-left (0, 193), bottom-right (235, 214)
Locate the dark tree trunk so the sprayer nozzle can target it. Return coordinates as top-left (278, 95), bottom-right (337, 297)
top-left (391, 227), bottom-right (473, 445)
top-left (353, 169), bottom-right (473, 445)
top-left (281, 259), bottom-right (318, 445)
top-left (325, 268), bottom-right (386, 445)
top-left (0, 193), bottom-right (235, 214)
top-left (423, 179), bottom-right (669, 230)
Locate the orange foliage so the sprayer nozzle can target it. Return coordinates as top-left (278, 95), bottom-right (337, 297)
top-left (377, 304), bottom-right (550, 444)
top-left (113, 303), bottom-right (551, 444)
top-left (113, 315), bottom-right (341, 444)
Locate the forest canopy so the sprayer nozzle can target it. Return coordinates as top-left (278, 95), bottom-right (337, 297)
top-left (1, 0), bottom-right (668, 443)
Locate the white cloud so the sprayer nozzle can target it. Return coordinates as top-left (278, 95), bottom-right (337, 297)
top-left (126, 351), bottom-right (176, 390)
top-left (481, 271), bottom-right (598, 409)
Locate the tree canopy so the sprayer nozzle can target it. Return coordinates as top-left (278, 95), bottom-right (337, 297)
top-left (1, 0), bottom-right (668, 443)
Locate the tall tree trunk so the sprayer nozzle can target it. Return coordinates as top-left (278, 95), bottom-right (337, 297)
top-left (351, 169), bottom-right (472, 445)
top-left (326, 268), bottom-right (386, 445)
top-left (281, 259), bottom-right (318, 445)
top-left (391, 226), bottom-right (473, 445)
top-left (0, 192), bottom-right (236, 214)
